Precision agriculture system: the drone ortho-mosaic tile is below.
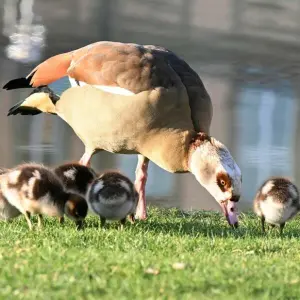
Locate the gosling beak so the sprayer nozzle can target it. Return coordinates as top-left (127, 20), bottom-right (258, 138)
top-left (220, 199), bottom-right (239, 228)
top-left (75, 219), bottom-right (84, 230)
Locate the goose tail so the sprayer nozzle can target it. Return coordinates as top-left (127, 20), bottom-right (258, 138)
top-left (3, 52), bottom-right (73, 90)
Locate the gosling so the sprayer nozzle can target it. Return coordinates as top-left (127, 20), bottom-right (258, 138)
top-left (0, 163), bottom-right (88, 230)
top-left (253, 177), bottom-right (300, 234)
top-left (86, 171), bottom-right (138, 229)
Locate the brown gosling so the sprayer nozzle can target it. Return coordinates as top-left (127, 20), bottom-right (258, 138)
top-left (0, 163), bottom-right (88, 230)
top-left (253, 177), bottom-right (300, 234)
top-left (53, 162), bottom-right (97, 198)
top-left (86, 171), bottom-right (138, 229)
top-left (53, 162), bottom-right (97, 225)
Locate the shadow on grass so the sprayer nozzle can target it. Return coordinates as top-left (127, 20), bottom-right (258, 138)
top-left (8, 206), bottom-right (298, 239)
top-left (135, 220), bottom-right (260, 238)
top-left (131, 208), bottom-right (300, 239)
top-left (135, 219), bottom-right (300, 239)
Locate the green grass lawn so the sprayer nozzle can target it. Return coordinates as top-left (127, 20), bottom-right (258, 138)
top-left (1, 207), bottom-right (300, 300)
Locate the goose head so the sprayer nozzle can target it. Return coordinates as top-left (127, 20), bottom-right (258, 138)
top-left (188, 133), bottom-right (242, 227)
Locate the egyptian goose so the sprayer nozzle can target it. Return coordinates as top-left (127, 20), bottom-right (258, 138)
top-left (86, 171), bottom-right (138, 229)
top-left (253, 177), bottom-right (300, 234)
top-left (0, 167), bottom-right (21, 221)
top-left (3, 41), bottom-right (242, 226)
top-left (0, 163), bottom-right (88, 230)
top-left (53, 162), bottom-right (97, 198)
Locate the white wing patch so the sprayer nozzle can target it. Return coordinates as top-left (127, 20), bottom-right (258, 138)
top-left (33, 170), bottom-right (41, 180)
top-left (262, 181), bottom-right (274, 195)
top-left (63, 169), bottom-right (77, 181)
top-left (119, 180), bottom-right (131, 193)
top-left (8, 170), bottom-right (21, 184)
top-left (68, 77), bottom-right (135, 96)
top-left (93, 180), bottom-right (104, 194)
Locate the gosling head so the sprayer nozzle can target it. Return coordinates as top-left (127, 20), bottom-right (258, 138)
top-left (64, 193), bottom-right (88, 229)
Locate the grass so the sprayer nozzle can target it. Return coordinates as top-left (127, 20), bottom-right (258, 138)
top-left (1, 207), bottom-right (300, 300)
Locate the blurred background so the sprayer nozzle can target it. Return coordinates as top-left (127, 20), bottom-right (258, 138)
top-left (1, 0), bottom-right (300, 213)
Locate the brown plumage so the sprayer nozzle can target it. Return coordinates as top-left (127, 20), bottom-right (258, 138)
top-left (0, 163), bottom-right (88, 230)
top-left (3, 42), bottom-right (211, 130)
top-left (53, 162), bottom-right (97, 197)
top-left (3, 41), bottom-right (242, 226)
top-left (253, 177), bottom-right (300, 234)
top-left (86, 171), bottom-right (138, 229)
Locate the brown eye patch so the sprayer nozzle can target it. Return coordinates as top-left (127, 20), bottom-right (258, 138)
top-left (217, 172), bottom-right (232, 192)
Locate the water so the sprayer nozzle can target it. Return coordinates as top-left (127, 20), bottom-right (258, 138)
top-left (1, 0), bottom-right (300, 213)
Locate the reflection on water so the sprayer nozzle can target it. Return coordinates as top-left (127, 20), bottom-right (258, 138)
top-left (2, 0), bottom-right (45, 63)
top-left (1, 0), bottom-right (300, 213)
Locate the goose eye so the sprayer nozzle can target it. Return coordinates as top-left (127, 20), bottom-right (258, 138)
top-left (220, 179), bottom-right (226, 186)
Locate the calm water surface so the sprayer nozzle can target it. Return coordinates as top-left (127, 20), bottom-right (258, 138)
top-left (1, 0), bottom-right (300, 213)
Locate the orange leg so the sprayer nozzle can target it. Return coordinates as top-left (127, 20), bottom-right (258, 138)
top-left (134, 155), bottom-right (149, 220)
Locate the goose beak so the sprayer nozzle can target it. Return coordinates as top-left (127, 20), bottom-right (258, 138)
top-left (220, 200), bottom-right (239, 228)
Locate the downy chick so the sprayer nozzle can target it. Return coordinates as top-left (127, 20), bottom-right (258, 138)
top-left (253, 177), bottom-right (300, 234)
top-left (0, 163), bottom-right (88, 230)
top-left (87, 171), bottom-right (138, 229)
top-left (53, 162), bottom-right (97, 224)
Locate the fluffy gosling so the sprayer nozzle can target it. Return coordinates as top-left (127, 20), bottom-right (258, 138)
top-left (87, 171), bottom-right (138, 229)
top-left (253, 177), bottom-right (300, 234)
top-left (0, 163), bottom-right (88, 230)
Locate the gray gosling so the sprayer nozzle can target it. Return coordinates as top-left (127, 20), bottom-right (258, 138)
top-left (87, 171), bottom-right (138, 229)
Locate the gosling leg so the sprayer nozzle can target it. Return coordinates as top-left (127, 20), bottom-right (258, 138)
top-left (75, 220), bottom-right (84, 230)
top-left (100, 216), bottom-right (106, 228)
top-left (120, 218), bottom-right (126, 230)
top-left (128, 213), bottom-right (135, 224)
top-left (37, 214), bottom-right (43, 229)
top-left (58, 216), bottom-right (65, 224)
top-left (279, 223), bottom-right (285, 235)
top-left (24, 211), bottom-right (33, 231)
top-left (261, 215), bottom-right (265, 233)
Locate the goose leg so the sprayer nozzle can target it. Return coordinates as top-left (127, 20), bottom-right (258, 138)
top-left (135, 155), bottom-right (149, 220)
top-left (79, 150), bottom-right (94, 167)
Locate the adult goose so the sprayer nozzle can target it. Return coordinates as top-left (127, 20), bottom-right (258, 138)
top-left (3, 41), bottom-right (242, 226)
